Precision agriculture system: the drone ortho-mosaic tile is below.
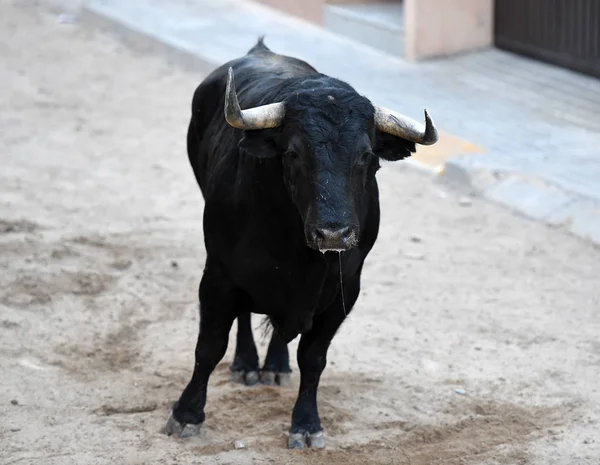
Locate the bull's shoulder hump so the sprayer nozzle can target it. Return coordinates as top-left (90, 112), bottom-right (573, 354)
top-left (236, 53), bottom-right (318, 79)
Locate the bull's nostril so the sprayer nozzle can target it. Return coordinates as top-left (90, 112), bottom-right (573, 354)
top-left (338, 226), bottom-right (351, 241)
top-left (312, 228), bottom-right (325, 243)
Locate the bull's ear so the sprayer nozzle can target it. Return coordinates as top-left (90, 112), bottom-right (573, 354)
top-left (374, 132), bottom-right (416, 161)
top-left (238, 131), bottom-right (279, 159)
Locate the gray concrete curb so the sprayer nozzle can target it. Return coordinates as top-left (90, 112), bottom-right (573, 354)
top-left (78, 0), bottom-right (600, 247)
top-left (437, 158), bottom-right (600, 245)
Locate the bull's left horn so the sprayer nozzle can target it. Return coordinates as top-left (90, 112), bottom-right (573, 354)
top-left (224, 67), bottom-right (285, 130)
top-left (373, 106), bottom-right (439, 145)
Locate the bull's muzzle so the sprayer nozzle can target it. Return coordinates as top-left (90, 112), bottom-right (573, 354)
top-left (308, 225), bottom-right (358, 252)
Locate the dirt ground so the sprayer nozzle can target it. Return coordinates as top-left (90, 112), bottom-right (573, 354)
top-left (1, 2), bottom-right (599, 464)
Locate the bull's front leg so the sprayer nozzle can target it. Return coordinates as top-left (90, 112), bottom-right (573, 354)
top-left (288, 277), bottom-right (360, 449)
top-left (165, 266), bottom-right (239, 438)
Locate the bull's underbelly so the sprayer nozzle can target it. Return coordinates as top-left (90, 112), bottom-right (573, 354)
top-left (225, 253), bottom-right (330, 311)
top-left (217, 243), bottom-right (351, 336)
top-left (236, 269), bottom-right (343, 342)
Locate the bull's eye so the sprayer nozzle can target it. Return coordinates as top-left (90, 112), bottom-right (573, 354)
top-left (358, 151), bottom-right (374, 165)
top-left (285, 150), bottom-right (299, 160)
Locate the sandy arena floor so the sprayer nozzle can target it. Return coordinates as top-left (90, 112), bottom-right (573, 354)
top-left (1, 2), bottom-right (599, 464)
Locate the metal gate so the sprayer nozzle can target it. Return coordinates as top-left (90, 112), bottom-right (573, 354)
top-left (494, 0), bottom-right (600, 79)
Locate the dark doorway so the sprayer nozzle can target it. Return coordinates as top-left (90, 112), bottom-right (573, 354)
top-left (494, 0), bottom-right (600, 78)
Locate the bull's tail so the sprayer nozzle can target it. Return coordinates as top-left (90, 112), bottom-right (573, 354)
top-left (247, 35), bottom-right (272, 55)
top-left (258, 315), bottom-right (274, 341)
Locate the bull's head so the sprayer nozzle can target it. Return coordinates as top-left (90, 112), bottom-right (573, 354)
top-left (224, 67), bottom-right (438, 253)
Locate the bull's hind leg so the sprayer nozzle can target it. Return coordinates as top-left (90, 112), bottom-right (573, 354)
top-left (230, 312), bottom-right (260, 386)
top-left (288, 276), bottom-right (361, 450)
top-left (231, 314), bottom-right (292, 387)
top-left (165, 265), bottom-right (239, 439)
top-left (260, 330), bottom-right (292, 386)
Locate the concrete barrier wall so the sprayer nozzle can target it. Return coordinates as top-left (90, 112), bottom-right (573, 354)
top-left (245, 0), bottom-right (494, 59)
top-left (404, 0), bottom-right (493, 60)
top-left (254, 0), bottom-right (398, 25)
top-left (254, 0), bottom-right (325, 23)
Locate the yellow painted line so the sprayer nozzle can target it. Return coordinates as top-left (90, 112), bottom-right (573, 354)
top-left (412, 130), bottom-right (485, 168)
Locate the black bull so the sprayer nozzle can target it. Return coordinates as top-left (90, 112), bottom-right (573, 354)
top-left (165, 38), bottom-right (439, 449)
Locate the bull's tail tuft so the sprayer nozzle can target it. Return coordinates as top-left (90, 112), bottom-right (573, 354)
top-left (258, 315), bottom-right (274, 341)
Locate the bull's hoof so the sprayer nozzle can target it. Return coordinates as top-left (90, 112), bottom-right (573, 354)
top-left (164, 410), bottom-right (202, 439)
top-left (260, 371), bottom-right (292, 387)
top-left (230, 369), bottom-right (260, 386)
top-left (288, 430), bottom-right (325, 450)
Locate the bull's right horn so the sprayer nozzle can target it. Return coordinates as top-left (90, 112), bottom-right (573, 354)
top-left (224, 67), bottom-right (285, 130)
top-left (374, 106), bottom-right (439, 145)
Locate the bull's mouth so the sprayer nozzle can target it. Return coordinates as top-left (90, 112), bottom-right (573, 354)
top-left (318, 247), bottom-right (351, 254)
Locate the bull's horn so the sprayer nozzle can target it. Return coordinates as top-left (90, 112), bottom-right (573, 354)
top-left (374, 106), bottom-right (439, 145)
top-left (224, 67), bottom-right (285, 130)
